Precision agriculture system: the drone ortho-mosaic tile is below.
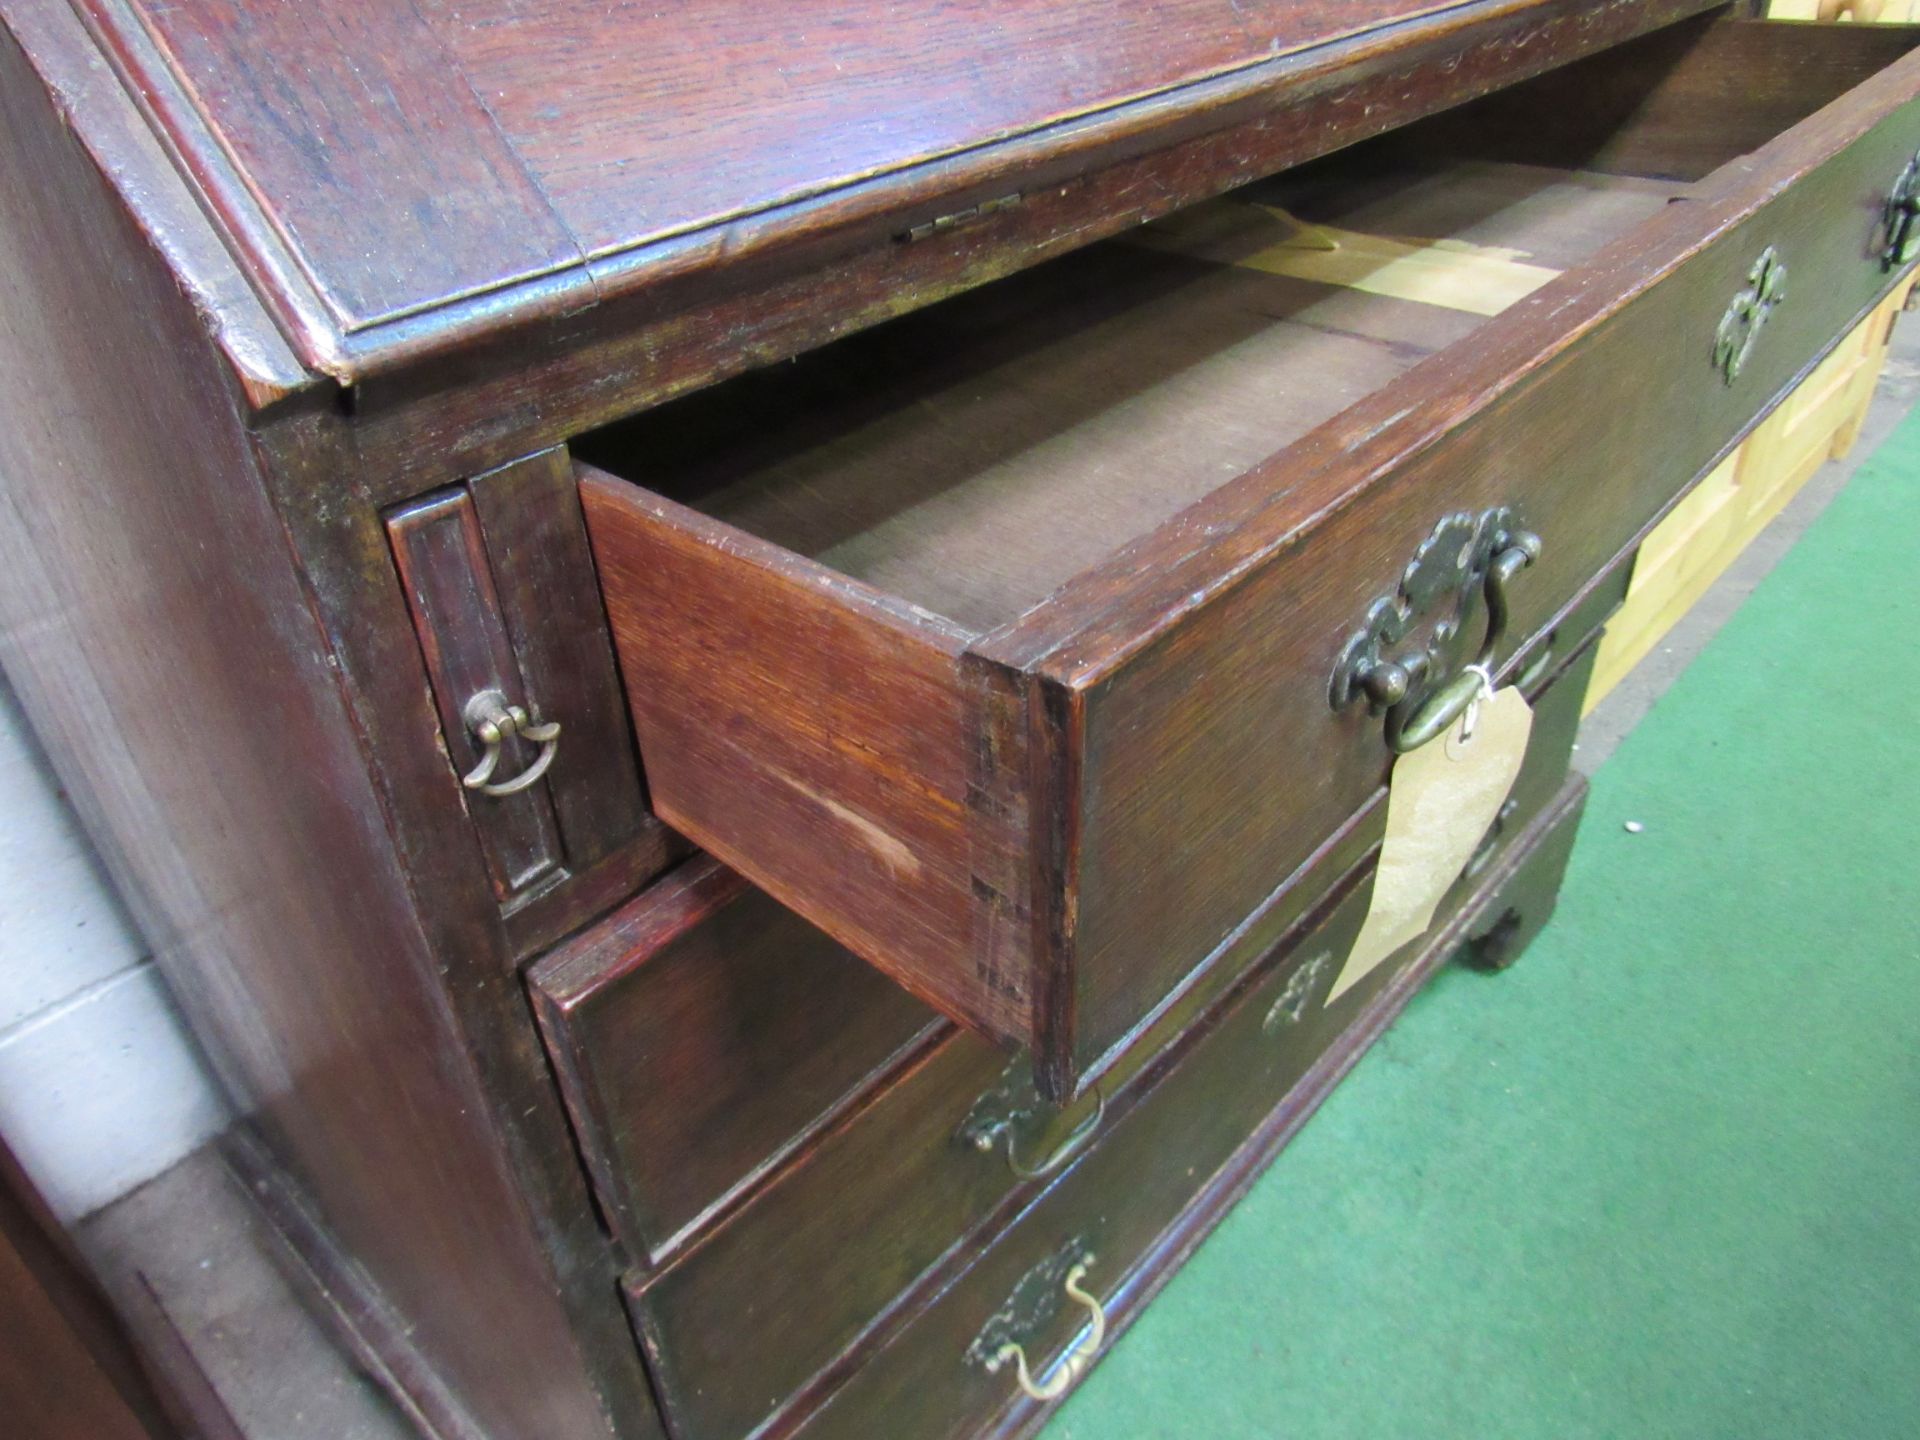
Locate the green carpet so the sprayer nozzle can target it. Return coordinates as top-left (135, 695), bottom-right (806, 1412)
top-left (1044, 414), bottom-right (1920, 1440)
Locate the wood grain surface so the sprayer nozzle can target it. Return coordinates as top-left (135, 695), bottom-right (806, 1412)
top-left (49, 0), bottom-right (1721, 378)
top-left (7, 5), bottom-right (1913, 1437)
top-left (800, 777), bottom-right (1592, 1440)
top-left (582, 164), bottom-right (1671, 633)
top-left (530, 856), bottom-right (941, 1264)
top-left (0, 7), bottom-right (662, 1438)
top-left (998, 33), bottom-right (1920, 1090)
top-left (615, 620), bottom-right (1600, 1440)
top-left (0, 1137), bottom-right (180, 1440)
top-left (587, 25), bottom-right (1920, 1099)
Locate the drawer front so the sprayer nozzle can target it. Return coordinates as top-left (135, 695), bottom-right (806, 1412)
top-left (623, 641), bottom-right (1598, 1440)
top-left (1007, 48), bottom-right (1920, 1094)
top-left (798, 776), bottom-right (1591, 1440)
top-left (624, 1024), bottom-right (1013, 1440)
top-left (387, 447), bottom-right (677, 953)
top-left (583, 32), bottom-right (1920, 1105)
top-left (527, 857), bottom-right (939, 1263)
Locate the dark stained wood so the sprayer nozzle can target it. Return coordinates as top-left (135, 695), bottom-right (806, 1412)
top-left (61, 0), bottom-right (1721, 382)
top-left (797, 776), bottom-right (1592, 1440)
top-left (423, 0), bottom-right (1252, 253)
top-left (615, 616), bottom-right (1599, 1440)
top-left (0, 9), bottom-right (307, 415)
top-left (329, 1), bottom-right (1732, 503)
top-left (384, 449), bottom-right (675, 948)
top-left (388, 488), bottom-right (568, 903)
top-left (577, 158), bottom-right (1633, 1067)
top-left (75, 0), bottom-right (586, 355)
top-left (623, 1030), bottom-right (1011, 1440)
top-left (6, 5), bottom-right (1910, 1439)
top-left (0, 1138), bottom-right (179, 1440)
top-left (585, 36), bottom-right (1920, 1099)
top-left (577, 247), bottom-right (1470, 634)
top-left (528, 856), bottom-right (941, 1264)
top-left (1400, 12), bottom-right (1920, 180)
top-left (466, 448), bottom-right (655, 880)
top-left (235, 335), bottom-right (671, 1440)
top-left (499, 827), bottom-right (689, 964)
top-left (998, 41), bottom-right (1920, 1095)
top-left (244, 354), bottom-right (669, 1440)
top-left (1455, 798), bottom-right (1587, 972)
top-left (0, 5), bottom-right (662, 1439)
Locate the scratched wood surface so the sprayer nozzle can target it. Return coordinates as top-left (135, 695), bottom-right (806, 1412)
top-left (627, 646), bottom-right (1595, 1440)
top-left (0, 4), bottom-right (664, 1436)
top-left (585, 24), bottom-right (1920, 1099)
top-left (582, 162), bottom-right (1676, 634)
top-left (60, 0), bottom-right (1722, 376)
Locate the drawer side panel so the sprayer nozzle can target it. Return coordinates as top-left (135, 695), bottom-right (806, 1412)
top-left (578, 469), bottom-right (1019, 1039)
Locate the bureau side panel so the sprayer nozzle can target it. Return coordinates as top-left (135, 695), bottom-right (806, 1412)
top-left (0, 18), bottom-right (648, 1440)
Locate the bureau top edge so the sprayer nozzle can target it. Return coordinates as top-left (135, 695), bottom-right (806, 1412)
top-left (11, 0), bottom-right (1730, 403)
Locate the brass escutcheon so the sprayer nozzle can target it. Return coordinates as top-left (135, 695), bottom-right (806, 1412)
top-left (1711, 245), bottom-right (1787, 385)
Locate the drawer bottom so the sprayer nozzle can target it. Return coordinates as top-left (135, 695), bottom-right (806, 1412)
top-left (792, 774), bottom-right (1589, 1440)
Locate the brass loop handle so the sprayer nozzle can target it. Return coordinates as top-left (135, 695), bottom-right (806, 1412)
top-left (990, 1092), bottom-right (1105, 1182)
top-left (1385, 532), bottom-right (1540, 753)
top-left (461, 689), bottom-right (561, 798)
top-left (992, 1258), bottom-right (1106, 1403)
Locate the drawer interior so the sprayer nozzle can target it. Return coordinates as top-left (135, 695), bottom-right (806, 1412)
top-left (578, 161), bottom-right (1675, 636)
top-left (577, 15), bottom-right (1920, 1096)
top-left (576, 16), bottom-right (1915, 641)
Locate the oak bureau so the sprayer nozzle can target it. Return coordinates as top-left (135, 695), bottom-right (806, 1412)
top-left (2, 4), bottom-right (1915, 1438)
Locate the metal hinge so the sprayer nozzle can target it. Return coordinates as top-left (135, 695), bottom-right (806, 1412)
top-left (897, 192), bottom-right (1022, 243)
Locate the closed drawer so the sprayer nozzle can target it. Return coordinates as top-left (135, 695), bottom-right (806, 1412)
top-left (580, 18), bottom-right (1920, 1100)
top-left (797, 777), bottom-right (1592, 1440)
top-left (385, 447), bottom-right (680, 956)
top-left (526, 858), bottom-right (939, 1263)
top-left (619, 637), bottom-right (1599, 1440)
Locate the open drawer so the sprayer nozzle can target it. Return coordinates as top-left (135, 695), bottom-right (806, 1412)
top-left (579, 16), bottom-right (1920, 1100)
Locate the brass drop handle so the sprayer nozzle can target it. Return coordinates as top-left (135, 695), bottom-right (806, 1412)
top-left (1379, 530), bottom-right (1541, 753)
top-left (461, 688), bottom-right (561, 798)
top-left (971, 1091), bottom-right (1106, 1182)
top-left (1884, 155), bottom-right (1920, 271)
top-left (990, 1257), bottom-right (1107, 1403)
top-left (1330, 508), bottom-right (1541, 752)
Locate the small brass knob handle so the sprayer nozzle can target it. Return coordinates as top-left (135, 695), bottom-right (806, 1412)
top-left (990, 1257), bottom-right (1106, 1403)
top-left (460, 688), bottom-right (561, 798)
top-left (1817, 0), bottom-right (1885, 19)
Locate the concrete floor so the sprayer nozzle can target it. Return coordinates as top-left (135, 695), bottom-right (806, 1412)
top-left (84, 1151), bottom-right (413, 1439)
top-left (77, 316), bottom-right (1920, 1439)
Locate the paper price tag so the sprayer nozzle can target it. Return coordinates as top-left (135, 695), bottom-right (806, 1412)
top-left (1327, 686), bottom-right (1534, 1004)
